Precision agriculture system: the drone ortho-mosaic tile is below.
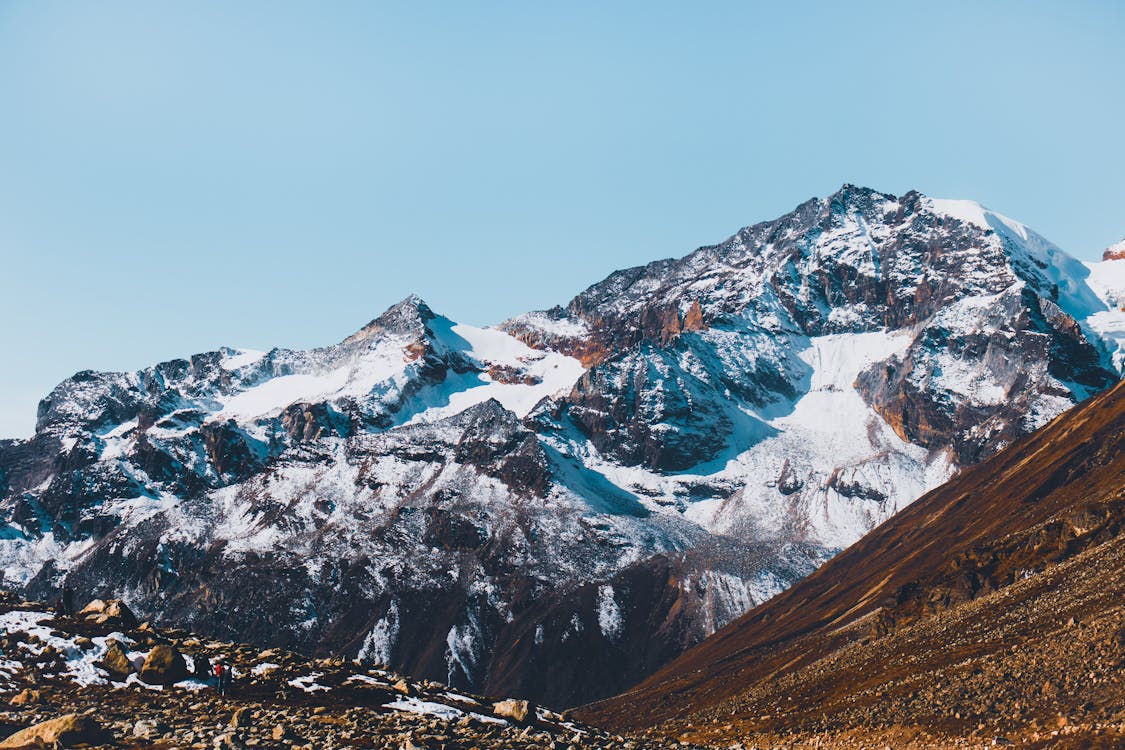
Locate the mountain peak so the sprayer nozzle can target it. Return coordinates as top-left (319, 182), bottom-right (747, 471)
top-left (344, 294), bottom-right (438, 344)
top-left (825, 182), bottom-right (899, 208)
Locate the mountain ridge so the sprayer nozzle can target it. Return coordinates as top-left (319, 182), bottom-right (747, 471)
top-left (2, 183), bottom-right (1123, 709)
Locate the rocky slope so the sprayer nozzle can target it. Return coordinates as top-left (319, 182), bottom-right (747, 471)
top-left (0, 592), bottom-right (693, 750)
top-left (1, 185), bottom-right (1123, 708)
top-left (580, 378), bottom-right (1125, 749)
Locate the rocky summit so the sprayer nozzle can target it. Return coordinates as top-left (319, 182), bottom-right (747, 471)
top-left (1, 185), bottom-right (1124, 708)
top-left (0, 591), bottom-right (687, 750)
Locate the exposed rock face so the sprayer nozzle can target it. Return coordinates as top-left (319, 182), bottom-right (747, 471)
top-left (1, 185), bottom-right (1123, 710)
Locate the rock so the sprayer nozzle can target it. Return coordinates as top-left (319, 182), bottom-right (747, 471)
top-left (230, 707), bottom-right (253, 728)
top-left (0, 713), bottom-right (110, 749)
top-left (271, 724), bottom-right (290, 741)
top-left (78, 598), bottom-right (107, 616)
top-left (102, 599), bottom-right (138, 627)
top-left (393, 678), bottom-right (412, 695)
top-left (9, 688), bottom-right (40, 706)
top-left (97, 641), bottom-right (135, 680)
top-left (79, 598), bottom-right (138, 627)
top-left (138, 644), bottom-right (189, 685)
top-left (213, 733), bottom-right (247, 750)
top-left (132, 719), bottom-right (168, 739)
top-left (492, 699), bottom-right (535, 724)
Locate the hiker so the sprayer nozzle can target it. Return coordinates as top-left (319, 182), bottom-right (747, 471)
top-left (55, 585), bottom-right (75, 616)
top-left (214, 662), bottom-right (228, 697)
top-left (221, 663), bottom-right (234, 696)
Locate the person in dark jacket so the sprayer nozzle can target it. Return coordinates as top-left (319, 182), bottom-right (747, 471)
top-left (221, 663), bottom-right (234, 696)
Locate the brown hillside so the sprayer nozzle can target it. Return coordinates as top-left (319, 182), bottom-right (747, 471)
top-left (580, 379), bottom-right (1125, 748)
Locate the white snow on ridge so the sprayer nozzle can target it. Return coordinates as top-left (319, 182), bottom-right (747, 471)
top-left (403, 322), bottom-right (585, 423)
top-left (931, 197), bottom-right (1105, 319)
top-left (216, 345), bottom-right (409, 422)
top-left (1084, 258), bottom-right (1125, 373)
top-left (932, 197), bottom-right (1125, 375)
top-left (505, 311), bottom-right (590, 339)
top-left (204, 319), bottom-right (585, 428)
top-left (931, 198), bottom-right (1031, 241)
top-left (1086, 257), bottom-right (1125, 309)
top-left (221, 348), bottom-right (267, 371)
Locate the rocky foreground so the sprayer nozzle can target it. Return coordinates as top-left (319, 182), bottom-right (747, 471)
top-left (0, 592), bottom-right (693, 750)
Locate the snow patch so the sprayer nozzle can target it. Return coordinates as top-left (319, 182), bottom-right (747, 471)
top-left (384, 696), bottom-right (506, 724)
top-left (596, 585), bottom-right (623, 641)
top-left (357, 601), bottom-right (399, 665)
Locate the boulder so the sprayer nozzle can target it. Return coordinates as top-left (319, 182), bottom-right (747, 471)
top-left (101, 599), bottom-right (138, 627)
top-left (97, 640), bottom-right (134, 680)
top-left (492, 699), bottom-right (535, 724)
top-left (9, 688), bottom-right (40, 706)
top-left (138, 644), bottom-right (189, 685)
top-left (80, 598), bottom-right (138, 628)
top-left (0, 713), bottom-right (110, 748)
top-left (132, 719), bottom-right (167, 740)
top-left (229, 707), bottom-right (253, 728)
top-left (212, 733), bottom-right (246, 750)
top-left (78, 598), bottom-right (107, 616)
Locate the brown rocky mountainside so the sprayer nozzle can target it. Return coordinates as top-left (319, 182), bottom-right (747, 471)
top-left (580, 379), bottom-right (1125, 749)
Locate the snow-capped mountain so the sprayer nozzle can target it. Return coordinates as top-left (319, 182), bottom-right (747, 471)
top-left (2, 185), bottom-right (1122, 707)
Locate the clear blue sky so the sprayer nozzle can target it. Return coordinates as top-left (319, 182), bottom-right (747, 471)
top-left (2, 1), bottom-right (1124, 438)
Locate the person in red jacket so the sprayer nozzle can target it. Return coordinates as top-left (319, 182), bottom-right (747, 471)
top-left (213, 662), bottom-right (227, 696)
